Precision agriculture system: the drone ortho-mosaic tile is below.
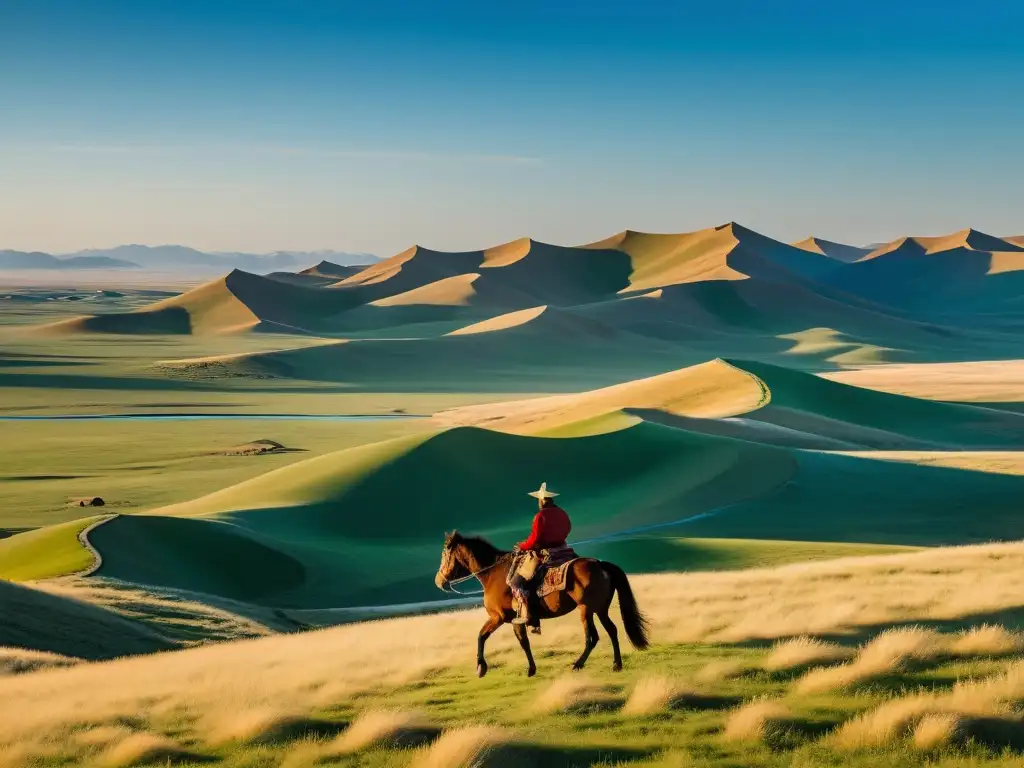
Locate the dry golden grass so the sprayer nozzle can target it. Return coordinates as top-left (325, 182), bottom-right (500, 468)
top-left (622, 676), bottom-right (687, 716)
top-left (949, 624), bottom-right (1024, 657)
top-left (0, 646), bottom-right (79, 676)
top-left (411, 726), bottom-right (512, 768)
top-left (798, 624), bottom-right (1024, 694)
top-left (5, 540), bottom-right (1024, 758)
top-left (797, 627), bottom-right (942, 693)
top-left (911, 713), bottom-right (965, 750)
top-left (72, 725), bottom-right (135, 749)
top-left (723, 699), bottom-right (792, 742)
top-left (832, 660), bottom-right (1024, 749)
top-left (206, 707), bottom-right (331, 746)
top-left (531, 675), bottom-right (606, 715)
top-left (435, 358), bottom-right (768, 433)
top-left (100, 733), bottom-right (195, 767)
top-left (326, 709), bottom-right (432, 754)
top-left (761, 637), bottom-right (854, 673)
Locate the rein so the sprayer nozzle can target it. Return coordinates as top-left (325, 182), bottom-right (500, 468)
top-left (444, 561), bottom-right (499, 595)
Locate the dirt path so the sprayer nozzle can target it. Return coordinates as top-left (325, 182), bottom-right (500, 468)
top-left (73, 514), bottom-right (119, 577)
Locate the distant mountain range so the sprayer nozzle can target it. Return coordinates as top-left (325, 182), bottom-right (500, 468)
top-left (0, 246), bottom-right (378, 273)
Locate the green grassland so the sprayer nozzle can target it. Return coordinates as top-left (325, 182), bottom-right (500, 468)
top-left (4, 230), bottom-right (1024, 767)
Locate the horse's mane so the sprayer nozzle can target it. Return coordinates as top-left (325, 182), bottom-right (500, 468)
top-left (448, 532), bottom-right (512, 562)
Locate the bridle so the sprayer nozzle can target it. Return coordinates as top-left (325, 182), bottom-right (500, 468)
top-left (438, 542), bottom-right (502, 595)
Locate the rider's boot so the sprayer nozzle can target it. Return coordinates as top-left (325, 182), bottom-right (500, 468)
top-left (511, 588), bottom-right (531, 625)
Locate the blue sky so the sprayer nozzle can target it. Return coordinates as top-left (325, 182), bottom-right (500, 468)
top-left (1, 1), bottom-right (1022, 255)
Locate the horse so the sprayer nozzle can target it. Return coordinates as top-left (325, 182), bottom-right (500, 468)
top-left (434, 531), bottom-right (649, 678)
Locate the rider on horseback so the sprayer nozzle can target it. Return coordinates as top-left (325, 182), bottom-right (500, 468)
top-left (510, 482), bottom-right (572, 630)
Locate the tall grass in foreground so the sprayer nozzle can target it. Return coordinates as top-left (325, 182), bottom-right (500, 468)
top-left (798, 625), bottom-right (1024, 693)
top-left (4, 540), bottom-right (1024, 762)
top-left (831, 660), bottom-right (1024, 749)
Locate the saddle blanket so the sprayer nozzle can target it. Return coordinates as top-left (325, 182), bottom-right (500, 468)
top-left (535, 556), bottom-right (582, 598)
top-left (508, 546), bottom-right (588, 598)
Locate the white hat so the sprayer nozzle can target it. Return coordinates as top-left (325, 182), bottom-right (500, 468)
top-left (528, 482), bottom-right (559, 500)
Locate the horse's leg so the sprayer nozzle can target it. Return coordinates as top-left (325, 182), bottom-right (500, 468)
top-left (572, 607), bottom-right (600, 671)
top-left (512, 623), bottom-right (537, 677)
top-left (476, 614), bottom-right (502, 678)
top-left (597, 610), bottom-right (622, 671)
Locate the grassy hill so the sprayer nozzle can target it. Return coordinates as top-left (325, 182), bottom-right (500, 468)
top-left (79, 422), bottom-right (793, 607)
top-left (0, 578), bottom-right (174, 659)
top-left (439, 358), bottom-right (1024, 449)
top-left (5, 541), bottom-right (1024, 766)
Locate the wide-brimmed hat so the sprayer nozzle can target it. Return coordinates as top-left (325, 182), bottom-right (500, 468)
top-left (527, 482), bottom-right (559, 500)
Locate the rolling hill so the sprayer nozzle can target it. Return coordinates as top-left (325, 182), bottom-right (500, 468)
top-left (791, 236), bottom-right (871, 263)
top-left (8, 358), bottom-right (1024, 611)
top-left (818, 228), bottom-right (1024, 316)
top-left (33, 224), bottom-right (1024, 375)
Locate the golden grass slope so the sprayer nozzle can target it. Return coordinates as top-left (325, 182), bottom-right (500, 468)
top-left (6, 539), bottom-right (1024, 755)
top-left (435, 358), bottom-right (768, 433)
top-left (436, 356), bottom-right (1024, 449)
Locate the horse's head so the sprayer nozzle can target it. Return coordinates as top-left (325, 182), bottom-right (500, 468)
top-left (434, 530), bottom-right (471, 591)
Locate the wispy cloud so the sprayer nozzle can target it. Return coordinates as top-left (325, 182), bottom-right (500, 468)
top-left (29, 142), bottom-right (543, 165)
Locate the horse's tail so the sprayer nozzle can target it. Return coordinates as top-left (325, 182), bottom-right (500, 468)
top-left (601, 561), bottom-right (650, 650)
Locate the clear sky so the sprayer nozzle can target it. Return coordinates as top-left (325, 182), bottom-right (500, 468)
top-left (1, 1), bottom-right (1022, 256)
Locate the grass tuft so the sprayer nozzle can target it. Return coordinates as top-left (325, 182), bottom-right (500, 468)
top-left (0, 647), bottom-right (79, 676)
top-left (723, 699), bottom-right (791, 743)
top-left (622, 676), bottom-right (686, 716)
top-left (531, 675), bottom-right (606, 715)
top-left (797, 627), bottom-right (942, 693)
top-left (412, 726), bottom-right (511, 768)
top-left (762, 636), bottom-right (854, 673)
top-left (100, 733), bottom-right (198, 767)
top-left (948, 624), bottom-right (1024, 658)
top-left (912, 713), bottom-right (965, 750)
top-left (207, 708), bottom-right (336, 746)
top-left (326, 709), bottom-right (435, 754)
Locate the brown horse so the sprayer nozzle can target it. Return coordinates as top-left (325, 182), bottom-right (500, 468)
top-left (434, 531), bottom-right (649, 678)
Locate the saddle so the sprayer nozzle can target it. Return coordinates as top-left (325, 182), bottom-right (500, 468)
top-left (509, 546), bottom-right (582, 598)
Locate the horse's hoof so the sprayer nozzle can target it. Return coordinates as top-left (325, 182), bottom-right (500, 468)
top-left (572, 662), bottom-right (585, 671)
top-left (527, 667), bottom-right (537, 677)
top-left (612, 662), bottom-right (623, 672)
top-left (477, 663), bottom-right (488, 678)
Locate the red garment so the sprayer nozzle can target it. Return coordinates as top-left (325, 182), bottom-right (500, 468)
top-left (517, 505), bottom-right (571, 550)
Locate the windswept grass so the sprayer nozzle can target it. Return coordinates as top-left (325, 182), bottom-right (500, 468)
top-left (831, 660), bottom-right (1024, 750)
top-left (531, 675), bottom-right (607, 715)
top-left (798, 625), bottom-right (1024, 694)
top-left (0, 647), bottom-right (78, 676)
top-left (100, 733), bottom-right (198, 767)
top-left (326, 709), bottom-right (434, 754)
top-left (911, 713), bottom-right (965, 750)
top-left (723, 699), bottom-right (792, 743)
top-left (797, 627), bottom-right (943, 693)
top-left (622, 675), bottom-right (687, 716)
top-left (761, 636), bottom-right (855, 673)
top-left (411, 726), bottom-right (512, 768)
top-left (206, 707), bottom-right (335, 746)
top-left (4, 541), bottom-right (1024, 765)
